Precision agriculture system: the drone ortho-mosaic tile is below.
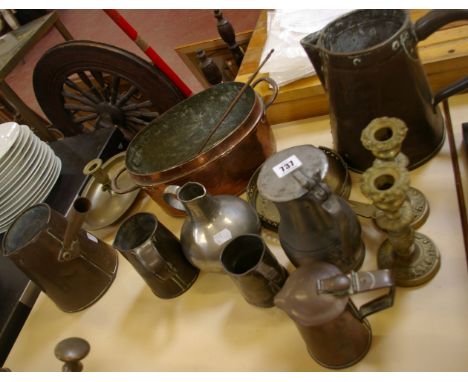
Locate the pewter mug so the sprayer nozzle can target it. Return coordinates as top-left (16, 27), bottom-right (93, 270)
top-left (113, 212), bottom-right (199, 299)
top-left (220, 234), bottom-right (288, 308)
top-left (2, 198), bottom-right (118, 312)
top-left (301, 9), bottom-right (468, 172)
top-left (275, 262), bottom-right (395, 369)
top-left (257, 145), bottom-right (365, 273)
top-left (163, 181), bottom-right (261, 273)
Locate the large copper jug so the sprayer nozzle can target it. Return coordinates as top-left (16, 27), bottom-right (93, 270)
top-left (2, 198), bottom-right (118, 312)
top-left (301, 9), bottom-right (468, 172)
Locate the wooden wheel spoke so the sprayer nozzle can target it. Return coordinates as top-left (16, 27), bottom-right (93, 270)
top-left (127, 116), bottom-right (150, 125)
top-left (77, 71), bottom-right (105, 101)
top-left (116, 85), bottom-right (138, 107)
top-left (73, 113), bottom-right (98, 124)
top-left (121, 100), bottom-right (153, 111)
top-left (110, 75), bottom-right (121, 104)
top-left (125, 110), bottom-right (159, 118)
top-left (91, 70), bottom-right (110, 101)
top-left (64, 80), bottom-right (101, 104)
top-left (64, 103), bottom-right (96, 112)
top-left (62, 90), bottom-right (97, 107)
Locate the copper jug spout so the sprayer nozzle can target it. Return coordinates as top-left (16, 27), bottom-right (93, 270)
top-left (61, 197), bottom-right (92, 259)
top-left (300, 32), bottom-right (325, 87)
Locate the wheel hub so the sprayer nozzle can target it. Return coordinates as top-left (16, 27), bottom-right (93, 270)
top-left (97, 102), bottom-right (125, 126)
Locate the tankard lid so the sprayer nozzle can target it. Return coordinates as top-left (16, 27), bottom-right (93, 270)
top-left (257, 145), bottom-right (328, 203)
top-left (274, 261), bottom-right (349, 327)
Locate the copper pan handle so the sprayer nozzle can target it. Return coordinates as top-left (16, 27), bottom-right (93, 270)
top-left (110, 167), bottom-right (140, 194)
top-left (251, 77), bottom-right (278, 111)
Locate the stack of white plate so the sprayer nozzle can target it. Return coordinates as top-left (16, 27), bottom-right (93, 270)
top-left (0, 122), bottom-right (61, 233)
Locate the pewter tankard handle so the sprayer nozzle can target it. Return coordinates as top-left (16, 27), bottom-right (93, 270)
top-left (317, 269), bottom-right (395, 319)
top-left (414, 10), bottom-right (468, 105)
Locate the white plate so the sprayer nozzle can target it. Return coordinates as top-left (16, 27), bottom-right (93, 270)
top-left (0, 126), bottom-right (36, 179)
top-left (0, 131), bottom-right (44, 195)
top-left (0, 148), bottom-right (57, 209)
top-left (0, 140), bottom-right (51, 198)
top-left (0, 158), bottom-right (61, 231)
top-left (0, 122), bottom-right (21, 160)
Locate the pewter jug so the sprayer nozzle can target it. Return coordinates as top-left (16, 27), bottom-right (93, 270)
top-left (257, 145), bottom-right (364, 272)
top-left (275, 262), bottom-right (395, 369)
top-left (163, 182), bottom-right (261, 272)
top-left (301, 9), bottom-right (468, 172)
top-left (113, 212), bottom-right (199, 298)
top-left (2, 198), bottom-right (118, 312)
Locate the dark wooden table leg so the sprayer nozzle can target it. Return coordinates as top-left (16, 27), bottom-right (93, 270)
top-left (54, 17), bottom-right (74, 41)
top-left (0, 81), bottom-right (53, 141)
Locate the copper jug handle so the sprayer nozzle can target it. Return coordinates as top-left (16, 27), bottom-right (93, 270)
top-left (414, 10), bottom-right (468, 105)
top-left (251, 77), bottom-right (279, 112)
top-left (317, 269), bottom-right (395, 318)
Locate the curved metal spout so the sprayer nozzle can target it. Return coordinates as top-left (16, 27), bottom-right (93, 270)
top-left (62, 197), bottom-right (92, 256)
top-left (300, 31), bottom-right (326, 88)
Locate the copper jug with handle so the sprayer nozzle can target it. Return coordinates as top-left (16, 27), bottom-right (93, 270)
top-left (274, 262), bottom-right (395, 369)
top-left (301, 9), bottom-right (468, 172)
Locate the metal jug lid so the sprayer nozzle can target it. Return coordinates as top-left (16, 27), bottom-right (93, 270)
top-left (274, 262), bottom-right (349, 327)
top-left (257, 145), bottom-right (328, 202)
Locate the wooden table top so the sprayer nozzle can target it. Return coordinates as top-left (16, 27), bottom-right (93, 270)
top-left (4, 93), bottom-right (468, 372)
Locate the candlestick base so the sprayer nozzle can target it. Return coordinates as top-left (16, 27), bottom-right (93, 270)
top-left (377, 232), bottom-right (440, 287)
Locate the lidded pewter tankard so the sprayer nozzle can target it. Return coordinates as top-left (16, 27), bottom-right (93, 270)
top-left (301, 9), bottom-right (468, 172)
top-left (275, 262), bottom-right (395, 369)
top-left (257, 145), bottom-right (364, 272)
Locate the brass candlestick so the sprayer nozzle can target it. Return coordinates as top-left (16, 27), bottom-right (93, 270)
top-left (361, 154), bottom-right (440, 287)
top-left (361, 117), bottom-right (429, 229)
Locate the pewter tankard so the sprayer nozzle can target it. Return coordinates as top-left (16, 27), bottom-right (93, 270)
top-left (113, 212), bottom-right (199, 299)
top-left (301, 9), bottom-right (468, 172)
top-left (257, 145), bottom-right (364, 273)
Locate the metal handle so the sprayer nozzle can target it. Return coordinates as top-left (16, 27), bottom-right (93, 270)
top-left (433, 77), bottom-right (468, 106)
top-left (414, 10), bottom-right (468, 105)
top-left (347, 199), bottom-right (377, 219)
top-left (110, 167), bottom-right (140, 194)
top-left (317, 269), bottom-right (395, 318)
top-left (415, 9), bottom-right (468, 41)
top-left (134, 240), bottom-right (172, 281)
top-left (251, 77), bottom-right (279, 111)
top-left (162, 185), bottom-right (187, 212)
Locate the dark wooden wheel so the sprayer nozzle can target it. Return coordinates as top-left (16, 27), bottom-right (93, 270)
top-left (33, 40), bottom-right (186, 140)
